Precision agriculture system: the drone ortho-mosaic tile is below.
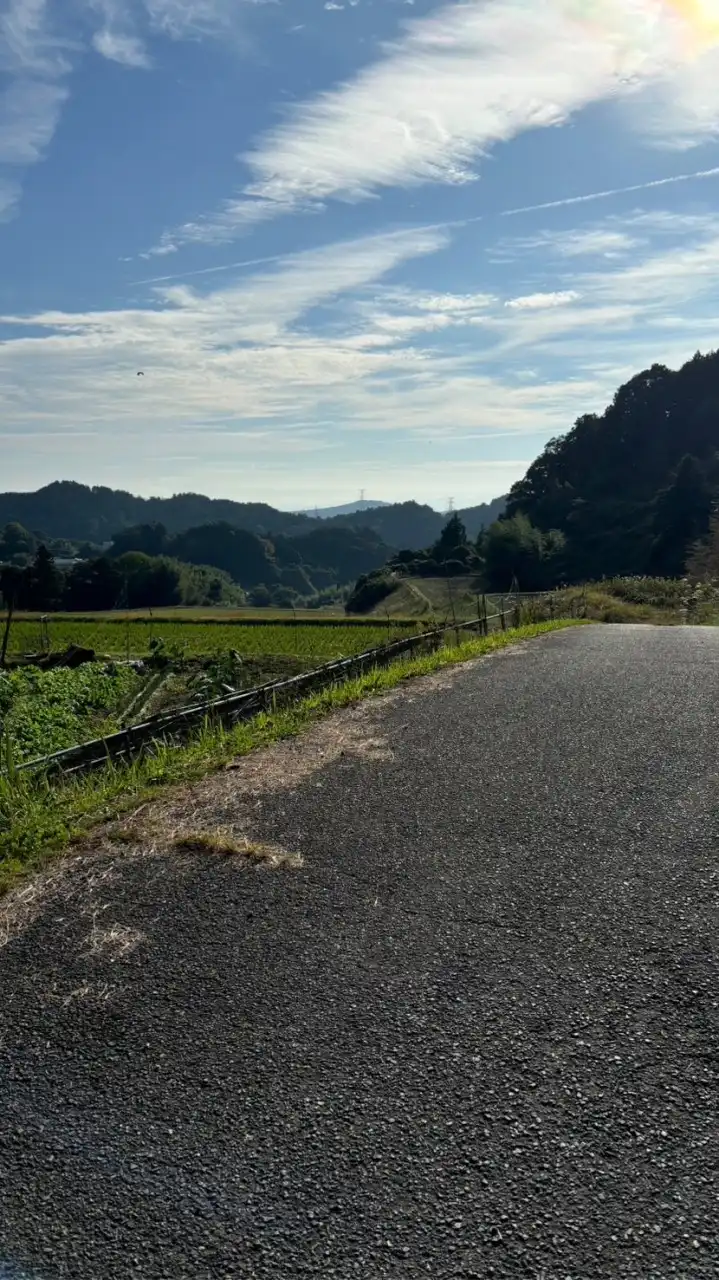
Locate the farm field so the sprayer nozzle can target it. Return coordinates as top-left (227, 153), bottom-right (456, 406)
top-left (7, 606), bottom-right (402, 623)
top-left (0, 615), bottom-right (426, 770)
top-left (3, 617), bottom-right (417, 661)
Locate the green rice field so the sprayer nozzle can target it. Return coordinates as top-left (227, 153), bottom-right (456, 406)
top-left (3, 616), bottom-right (418, 662)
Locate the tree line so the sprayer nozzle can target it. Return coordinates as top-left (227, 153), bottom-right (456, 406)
top-left (0, 514), bottom-right (393, 612)
top-left (0, 544), bottom-right (244, 613)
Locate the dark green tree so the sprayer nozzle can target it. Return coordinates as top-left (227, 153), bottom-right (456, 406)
top-left (64, 557), bottom-right (124, 611)
top-left (433, 513), bottom-right (469, 562)
top-left (648, 454), bottom-right (712, 578)
top-left (483, 515), bottom-right (564, 591)
top-left (109, 523), bottom-right (168, 558)
top-left (0, 522), bottom-right (36, 564)
top-left (26, 546), bottom-right (64, 610)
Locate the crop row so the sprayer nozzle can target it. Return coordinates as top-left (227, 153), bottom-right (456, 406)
top-left (5, 620), bottom-right (412, 661)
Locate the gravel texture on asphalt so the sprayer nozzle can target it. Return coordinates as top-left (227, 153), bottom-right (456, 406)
top-left (0, 624), bottom-right (717, 1280)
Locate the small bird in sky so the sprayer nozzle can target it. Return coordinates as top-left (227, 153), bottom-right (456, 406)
top-left (136, 371), bottom-right (144, 376)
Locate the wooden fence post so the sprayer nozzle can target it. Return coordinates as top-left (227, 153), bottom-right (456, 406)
top-left (0, 596), bottom-right (15, 669)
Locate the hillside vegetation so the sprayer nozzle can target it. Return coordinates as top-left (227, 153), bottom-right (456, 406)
top-left (0, 482), bottom-right (505, 551)
top-left (507, 349), bottom-right (719, 582)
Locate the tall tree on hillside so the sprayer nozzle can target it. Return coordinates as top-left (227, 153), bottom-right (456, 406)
top-left (648, 454), bottom-right (712, 579)
top-left (430, 513), bottom-right (475, 573)
top-left (109, 523), bottom-right (169, 558)
top-left (482, 514), bottom-right (565, 592)
top-left (0, 522), bottom-right (36, 564)
top-left (64, 557), bottom-right (124, 611)
top-left (26, 546), bottom-right (64, 610)
top-left (434, 513), bottom-right (468, 558)
top-left (685, 508), bottom-right (719, 581)
top-left (0, 564), bottom-right (23, 608)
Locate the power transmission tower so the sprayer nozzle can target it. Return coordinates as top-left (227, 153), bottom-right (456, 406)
top-left (447, 497), bottom-right (455, 513)
top-left (359, 488), bottom-right (365, 503)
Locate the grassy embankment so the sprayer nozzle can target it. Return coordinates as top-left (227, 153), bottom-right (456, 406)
top-left (0, 620), bottom-right (583, 893)
top-left (370, 575), bottom-right (719, 625)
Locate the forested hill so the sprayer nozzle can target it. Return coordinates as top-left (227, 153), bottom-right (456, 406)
top-left (324, 497), bottom-right (506, 547)
top-left (106, 520), bottom-right (391, 593)
top-left (0, 482), bottom-right (314, 544)
top-left (0, 482), bottom-right (506, 550)
top-left (506, 349), bottom-right (719, 580)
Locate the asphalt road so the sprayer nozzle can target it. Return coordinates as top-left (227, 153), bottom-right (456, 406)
top-left (0, 624), bottom-right (717, 1279)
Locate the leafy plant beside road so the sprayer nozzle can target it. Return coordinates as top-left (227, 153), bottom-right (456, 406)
top-left (0, 663), bottom-right (141, 767)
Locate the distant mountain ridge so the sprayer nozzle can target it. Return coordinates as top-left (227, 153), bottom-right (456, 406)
top-left (300, 500), bottom-right (391, 519)
top-left (0, 481), bottom-right (315, 544)
top-left (0, 482), bottom-right (506, 550)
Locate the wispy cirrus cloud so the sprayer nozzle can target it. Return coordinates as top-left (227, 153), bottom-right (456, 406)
top-left (142, 0), bottom-right (237, 39)
top-left (89, 0), bottom-right (152, 68)
top-left (92, 28), bottom-right (151, 67)
top-left (0, 0), bottom-right (75, 217)
top-left (0, 0), bottom-right (263, 220)
top-left (150, 0), bottom-right (719, 253)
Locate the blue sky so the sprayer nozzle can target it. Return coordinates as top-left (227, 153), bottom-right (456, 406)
top-left (2, 0), bottom-right (719, 510)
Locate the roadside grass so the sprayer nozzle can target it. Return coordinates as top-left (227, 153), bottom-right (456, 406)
top-left (0, 619), bottom-right (584, 894)
top-left (523, 581), bottom-right (719, 625)
top-left (530, 589), bottom-right (677, 625)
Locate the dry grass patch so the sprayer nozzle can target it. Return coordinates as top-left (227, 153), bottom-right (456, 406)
top-left (170, 828), bottom-right (303, 869)
top-left (85, 918), bottom-right (146, 959)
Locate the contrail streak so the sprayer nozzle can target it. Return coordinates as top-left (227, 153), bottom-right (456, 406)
top-left (501, 166), bottom-right (719, 217)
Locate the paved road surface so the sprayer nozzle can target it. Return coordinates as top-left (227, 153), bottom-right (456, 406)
top-left (0, 625), bottom-right (717, 1278)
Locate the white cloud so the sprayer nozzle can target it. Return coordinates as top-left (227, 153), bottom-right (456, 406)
top-left (550, 229), bottom-right (637, 259)
top-left (0, 0), bottom-right (72, 188)
top-left (151, 0), bottom-right (719, 251)
top-left (92, 28), bottom-right (151, 68)
top-left (0, 76), bottom-right (68, 163)
top-left (142, 0), bottom-right (237, 39)
top-left (505, 290), bottom-right (580, 310)
top-left (8, 206), bottom-right (719, 504)
top-left (0, 0), bottom-right (263, 220)
top-left (0, 174), bottom-right (19, 217)
top-left (632, 48), bottom-right (719, 149)
top-left (0, 227), bottom-right (451, 425)
top-left (493, 225), bottom-right (639, 263)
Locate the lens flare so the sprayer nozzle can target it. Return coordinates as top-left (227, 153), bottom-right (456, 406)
top-left (567, 0), bottom-right (719, 50)
top-left (664, 0), bottom-right (719, 36)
